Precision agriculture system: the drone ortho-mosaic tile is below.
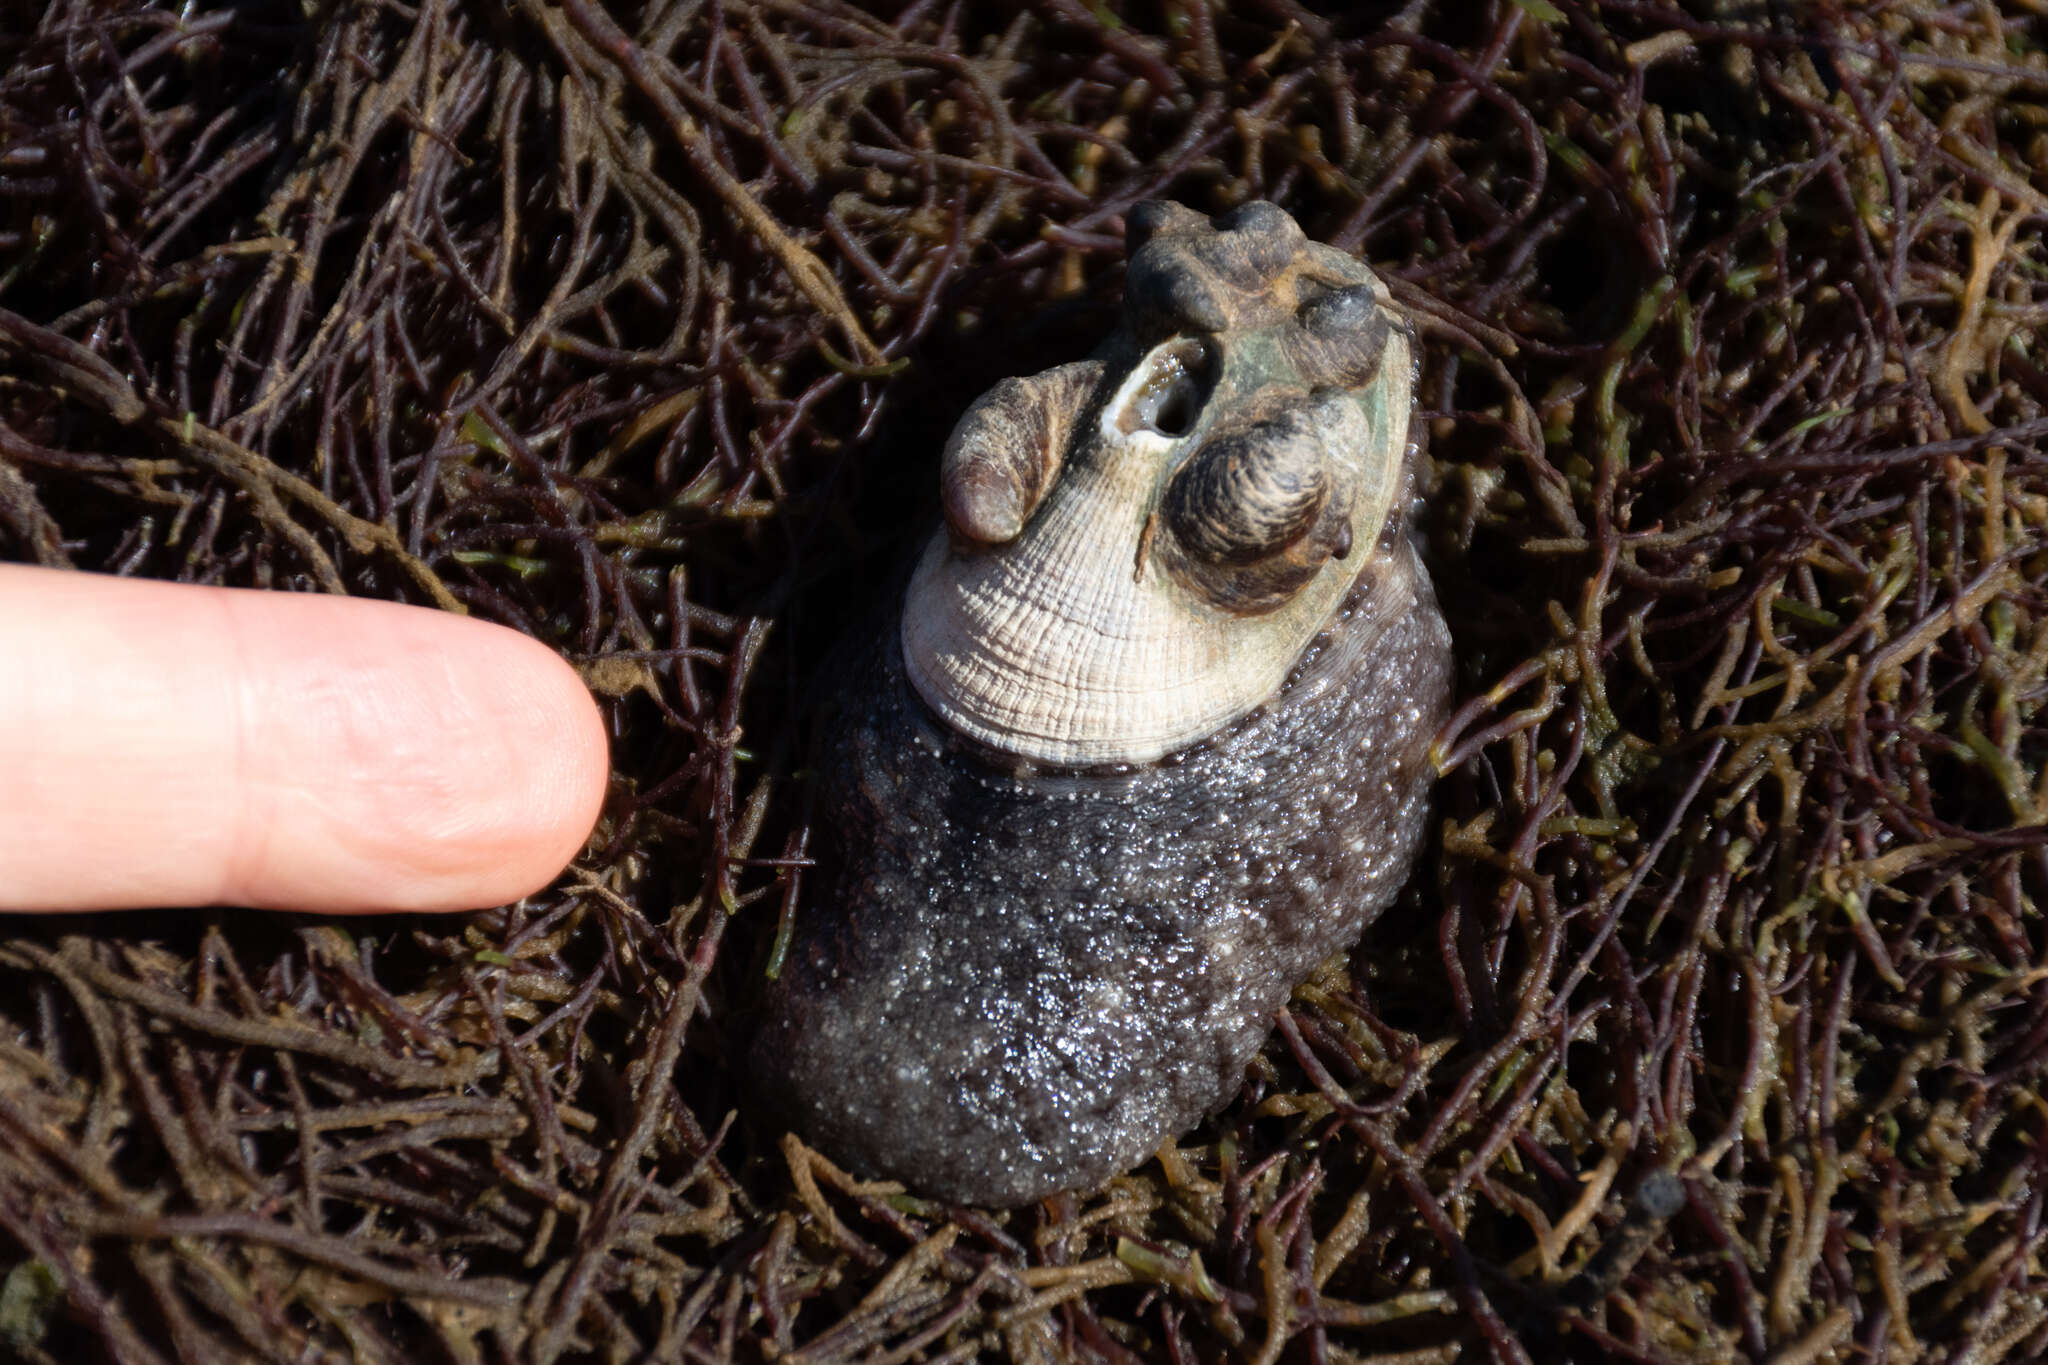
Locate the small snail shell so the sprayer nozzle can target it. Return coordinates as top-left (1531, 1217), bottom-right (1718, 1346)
top-left (940, 362), bottom-right (1101, 547)
top-left (1159, 395), bottom-right (1358, 613)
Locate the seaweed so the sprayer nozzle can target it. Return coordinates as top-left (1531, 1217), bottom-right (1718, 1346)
top-left (0, 1), bottom-right (2044, 1361)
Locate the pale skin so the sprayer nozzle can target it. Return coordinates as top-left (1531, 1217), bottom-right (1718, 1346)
top-left (0, 564), bottom-right (610, 913)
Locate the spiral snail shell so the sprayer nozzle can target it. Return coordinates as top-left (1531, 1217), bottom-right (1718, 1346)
top-left (753, 201), bottom-right (1452, 1206)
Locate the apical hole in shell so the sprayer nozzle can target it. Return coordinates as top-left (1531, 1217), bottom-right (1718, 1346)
top-left (1153, 379), bottom-right (1199, 436)
top-left (1121, 339), bottom-right (1214, 438)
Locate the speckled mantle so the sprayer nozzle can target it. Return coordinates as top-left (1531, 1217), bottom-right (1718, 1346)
top-left (753, 534), bottom-right (1451, 1206)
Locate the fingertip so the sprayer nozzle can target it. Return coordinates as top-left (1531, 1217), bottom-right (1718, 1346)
top-left (400, 619), bottom-right (613, 911)
top-left (525, 633), bottom-right (614, 878)
top-left (226, 601), bottom-right (613, 915)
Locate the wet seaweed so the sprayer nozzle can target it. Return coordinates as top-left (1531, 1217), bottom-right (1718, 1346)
top-left (1, 1), bottom-right (2045, 1361)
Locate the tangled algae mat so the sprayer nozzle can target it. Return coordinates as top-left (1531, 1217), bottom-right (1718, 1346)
top-left (3, 2), bottom-right (2047, 1361)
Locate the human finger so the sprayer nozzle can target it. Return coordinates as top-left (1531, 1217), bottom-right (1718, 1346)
top-left (0, 565), bottom-right (609, 912)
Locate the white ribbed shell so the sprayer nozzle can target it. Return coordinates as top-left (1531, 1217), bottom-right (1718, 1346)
top-left (902, 330), bottom-right (1411, 766)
